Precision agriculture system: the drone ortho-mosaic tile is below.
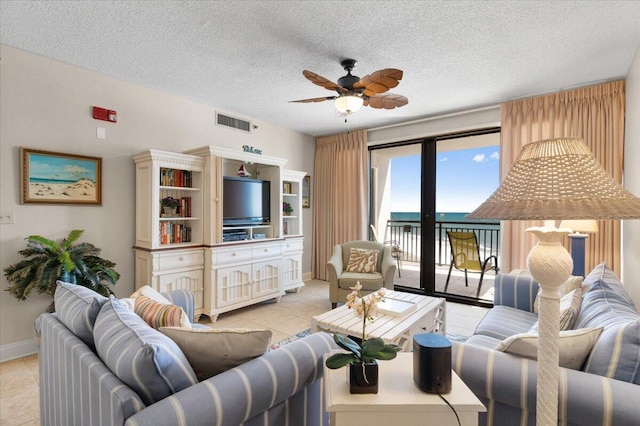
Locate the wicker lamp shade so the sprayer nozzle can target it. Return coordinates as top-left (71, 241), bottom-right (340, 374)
top-left (467, 137), bottom-right (640, 220)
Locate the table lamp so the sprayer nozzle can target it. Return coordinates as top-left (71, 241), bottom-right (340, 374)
top-left (558, 219), bottom-right (599, 276)
top-left (467, 137), bottom-right (640, 426)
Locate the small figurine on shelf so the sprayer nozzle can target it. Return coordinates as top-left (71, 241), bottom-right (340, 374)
top-left (283, 201), bottom-right (293, 216)
top-left (161, 196), bottom-right (179, 216)
top-left (237, 164), bottom-right (251, 177)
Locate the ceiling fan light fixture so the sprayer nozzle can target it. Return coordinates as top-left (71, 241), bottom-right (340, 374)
top-left (334, 94), bottom-right (363, 114)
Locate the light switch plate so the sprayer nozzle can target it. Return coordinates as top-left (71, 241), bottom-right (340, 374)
top-left (0, 210), bottom-right (15, 224)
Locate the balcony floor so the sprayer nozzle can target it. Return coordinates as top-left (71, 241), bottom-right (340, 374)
top-left (393, 261), bottom-right (495, 302)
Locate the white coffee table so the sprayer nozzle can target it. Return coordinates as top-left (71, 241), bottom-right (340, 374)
top-left (311, 290), bottom-right (446, 351)
top-left (324, 352), bottom-right (485, 426)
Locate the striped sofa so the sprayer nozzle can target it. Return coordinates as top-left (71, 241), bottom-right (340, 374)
top-left (452, 263), bottom-right (640, 425)
top-left (37, 287), bottom-right (338, 426)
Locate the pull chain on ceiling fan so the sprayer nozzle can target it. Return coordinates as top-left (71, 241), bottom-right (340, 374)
top-left (290, 59), bottom-right (408, 117)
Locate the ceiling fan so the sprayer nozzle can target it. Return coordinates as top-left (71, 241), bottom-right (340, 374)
top-left (290, 59), bottom-right (408, 115)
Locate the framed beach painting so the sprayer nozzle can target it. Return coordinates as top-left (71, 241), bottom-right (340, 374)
top-left (21, 148), bottom-right (102, 205)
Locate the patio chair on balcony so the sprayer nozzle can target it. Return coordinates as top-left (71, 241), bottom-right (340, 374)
top-left (370, 225), bottom-right (402, 277)
top-left (445, 231), bottom-right (498, 298)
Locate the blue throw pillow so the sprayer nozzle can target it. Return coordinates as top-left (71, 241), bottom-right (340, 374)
top-left (584, 319), bottom-right (640, 384)
top-left (93, 296), bottom-right (197, 405)
top-left (576, 263), bottom-right (638, 329)
top-left (576, 263), bottom-right (639, 383)
top-left (54, 281), bottom-right (108, 350)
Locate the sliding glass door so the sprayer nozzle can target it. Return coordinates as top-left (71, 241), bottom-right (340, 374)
top-left (369, 128), bottom-right (500, 306)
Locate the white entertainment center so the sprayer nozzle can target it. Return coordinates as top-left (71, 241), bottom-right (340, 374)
top-left (133, 146), bottom-right (306, 321)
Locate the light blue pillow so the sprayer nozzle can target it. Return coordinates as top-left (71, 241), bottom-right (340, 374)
top-left (581, 262), bottom-right (636, 306)
top-left (575, 263), bottom-right (637, 329)
top-left (576, 263), bottom-right (639, 383)
top-left (54, 281), bottom-right (107, 350)
top-left (93, 296), bottom-right (197, 405)
top-left (584, 319), bottom-right (640, 384)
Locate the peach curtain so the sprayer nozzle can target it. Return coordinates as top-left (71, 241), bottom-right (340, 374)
top-left (312, 129), bottom-right (368, 280)
top-left (500, 80), bottom-right (626, 275)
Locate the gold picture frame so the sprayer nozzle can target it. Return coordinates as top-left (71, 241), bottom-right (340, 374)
top-left (302, 175), bottom-right (310, 208)
top-left (21, 148), bottom-right (102, 205)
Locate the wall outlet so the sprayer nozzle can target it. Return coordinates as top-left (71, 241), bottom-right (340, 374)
top-left (0, 210), bottom-right (15, 224)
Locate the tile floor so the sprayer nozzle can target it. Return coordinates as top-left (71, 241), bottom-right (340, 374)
top-left (0, 279), bottom-right (488, 426)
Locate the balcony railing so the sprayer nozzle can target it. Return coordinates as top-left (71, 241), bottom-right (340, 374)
top-left (385, 219), bottom-right (500, 266)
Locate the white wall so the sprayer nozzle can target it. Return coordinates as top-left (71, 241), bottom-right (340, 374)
top-left (623, 45), bottom-right (640, 305)
top-left (0, 45), bottom-right (315, 360)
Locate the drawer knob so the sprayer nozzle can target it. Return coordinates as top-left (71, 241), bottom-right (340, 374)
top-left (178, 256), bottom-right (184, 261)
top-left (232, 252), bottom-right (237, 256)
top-left (264, 249), bottom-right (269, 252)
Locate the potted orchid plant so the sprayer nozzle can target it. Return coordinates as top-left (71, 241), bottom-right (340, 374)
top-left (325, 282), bottom-right (401, 394)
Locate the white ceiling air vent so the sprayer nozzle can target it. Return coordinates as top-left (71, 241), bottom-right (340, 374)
top-left (216, 112), bottom-right (252, 133)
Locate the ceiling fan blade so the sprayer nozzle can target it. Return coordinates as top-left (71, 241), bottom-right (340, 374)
top-left (353, 69), bottom-right (403, 95)
top-left (364, 93), bottom-right (408, 109)
top-left (303, 70), bottom-right (347, 93)
top-left (289, 96), bottom-right (336, 103)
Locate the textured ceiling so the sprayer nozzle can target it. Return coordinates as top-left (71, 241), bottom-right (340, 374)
top-left (2, 1), bottom-right (640, 137)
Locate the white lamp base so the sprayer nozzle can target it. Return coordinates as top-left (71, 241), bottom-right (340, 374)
top-left (526, 227), bottom-right (573, 426)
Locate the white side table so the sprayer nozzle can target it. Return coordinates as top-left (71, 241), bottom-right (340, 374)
top-left (324, 352), bottom-right (485, 426)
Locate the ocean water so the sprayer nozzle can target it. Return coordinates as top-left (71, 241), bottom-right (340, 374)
top-left (30, 177), bottom-right (77, 185)
top-left (388, 211), bottom-right (500, 254)
top-left (390, 212), bottom-right (497, 223)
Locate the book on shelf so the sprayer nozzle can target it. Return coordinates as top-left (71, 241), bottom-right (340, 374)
top-left (376, 297), bottom-right (417, 317)
top-left (159, 222), bottom-right (192, 245)
top-left (159, 168), bottom-right (192, 187)
top-left (180, 197), bottom-right (191, 217)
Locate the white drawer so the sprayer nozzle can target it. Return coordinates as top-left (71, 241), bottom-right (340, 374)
top-left (156, 250), bottom-right (204, 271)
top-left (212, 247), bottom-right (253, 265)
top-left (252, 244), bottom-right (282, 260)
top-left (282, 240), bottom-right (303, 253)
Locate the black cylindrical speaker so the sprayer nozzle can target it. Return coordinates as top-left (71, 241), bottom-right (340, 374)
top-left (413, 333), bottom-right (452, 394)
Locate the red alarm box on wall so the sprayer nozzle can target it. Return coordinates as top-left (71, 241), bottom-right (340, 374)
top-left (92, 106), bottom-right (117, 123)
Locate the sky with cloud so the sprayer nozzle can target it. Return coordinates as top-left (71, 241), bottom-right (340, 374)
top-left (390, 145), bottom-right (500, 213)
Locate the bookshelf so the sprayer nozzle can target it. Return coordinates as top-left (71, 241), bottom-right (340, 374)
top-left (281, 170), bottom-right (305, 237)
top-left (281, 170), bottom-right (306, 292)
top-left (134, 150), bottom-right (204, 249)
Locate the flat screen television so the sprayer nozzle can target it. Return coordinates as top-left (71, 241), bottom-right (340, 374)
top-left (223, 176), bottom-right (271, 225)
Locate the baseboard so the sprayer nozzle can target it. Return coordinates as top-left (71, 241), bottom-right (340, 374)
top-left (0, 338), bottom-right (38, 363)
top-left (302, 271), bottom-right (313, 281)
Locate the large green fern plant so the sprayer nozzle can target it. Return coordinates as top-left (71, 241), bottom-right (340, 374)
top-left (4, 230), bottom-right (119, 307)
